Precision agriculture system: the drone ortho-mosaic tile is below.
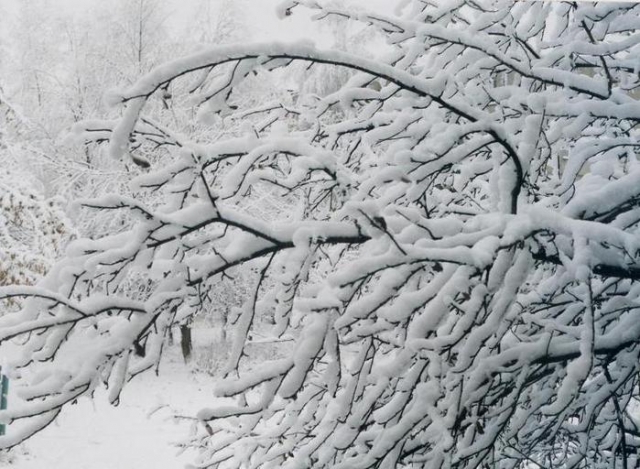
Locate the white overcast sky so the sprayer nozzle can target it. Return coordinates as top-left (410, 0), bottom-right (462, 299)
top-left (2, 0), bottom-right (394, 45)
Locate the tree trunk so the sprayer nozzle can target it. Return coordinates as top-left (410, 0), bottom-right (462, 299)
top-left (180, 325), bottom-right (192, 363)
top-left (221, 308), bottom-right (228, 343)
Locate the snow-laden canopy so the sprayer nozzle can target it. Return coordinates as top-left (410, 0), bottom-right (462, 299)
top-left (2, 1), bottom-right (640, 468)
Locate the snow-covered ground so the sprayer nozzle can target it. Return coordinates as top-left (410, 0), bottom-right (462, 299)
top-left (2, 346), bottom-right (217, 469)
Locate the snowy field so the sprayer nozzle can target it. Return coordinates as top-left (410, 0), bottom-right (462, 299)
top-left (2, 345), bottom-right (215, 468)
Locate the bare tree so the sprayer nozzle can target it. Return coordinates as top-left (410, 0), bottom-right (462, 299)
top-left (105, 0), bottom-right (169, 81)
top-left (2, 1), bottom-right (640, 468)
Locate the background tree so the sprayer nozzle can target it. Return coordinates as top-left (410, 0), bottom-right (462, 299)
top-left (2, 1), bottom-right (640, 468)
top-left (190, 0), bottom-right (251, 46)
top-left (103, 0), bottom-right (170, 83)
top-left (297, 0), bottom-right (379, 98)
top-left (0, 97), bottom-right (73, 289)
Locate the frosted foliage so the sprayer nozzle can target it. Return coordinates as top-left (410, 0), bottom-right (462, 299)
top-left (0, 163), bottom-right (71, 287)
top-left (2, 1), bottom-right (640, 468)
